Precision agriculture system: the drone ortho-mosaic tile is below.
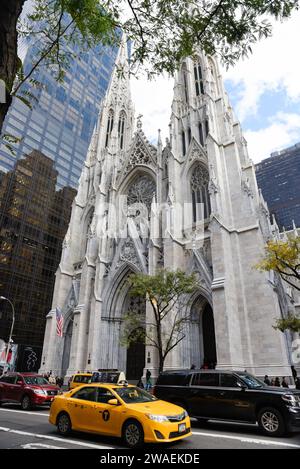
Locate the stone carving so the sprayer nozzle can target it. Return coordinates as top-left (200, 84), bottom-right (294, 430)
top-left (208, 164), bottom-right (219, 194)
top-left (241, 175), bottom-right (254, 198)
top-left (116, 238), bottom-right (141, 270)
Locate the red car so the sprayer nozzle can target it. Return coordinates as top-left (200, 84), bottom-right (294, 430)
top-left (0, 372), bottom-right (60, 410)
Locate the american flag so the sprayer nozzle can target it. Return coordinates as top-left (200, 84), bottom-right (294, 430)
top-left (56, 307), bottom-right (63, 337)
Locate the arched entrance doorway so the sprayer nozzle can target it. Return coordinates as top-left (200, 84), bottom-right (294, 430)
top-left (61, 319), bottom-right (73, 377)
top-left (190, 296), bottom-right (216, 368)
top-left (124, 295), bottom-right (146, 381)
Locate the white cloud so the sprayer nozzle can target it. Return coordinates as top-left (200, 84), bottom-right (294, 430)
top-left (131, 74), bottom-right (174, 144)
top-left (223, 11), bottom-right (300, 121)
top-left (130, 11), bottom-right (300, 162)
top-left (245, 112), bottom-right (300, 163)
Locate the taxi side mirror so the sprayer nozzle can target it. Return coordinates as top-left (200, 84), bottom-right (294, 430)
top-left (107, 398), bottom-right (119, 406)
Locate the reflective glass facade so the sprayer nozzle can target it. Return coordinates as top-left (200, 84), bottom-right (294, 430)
top-left (256, 143), bottom-right (300, 231)
top-left (0, 150), bottom-right (76, 352)
top-left (0, 38), bottom-right (118, 188)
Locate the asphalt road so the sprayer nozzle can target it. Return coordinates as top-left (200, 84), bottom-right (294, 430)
top-left (0, 404), bottom-right (300, 450)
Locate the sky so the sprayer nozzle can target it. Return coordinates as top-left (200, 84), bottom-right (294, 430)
top-left (131, 10), bottom-right (300, 164)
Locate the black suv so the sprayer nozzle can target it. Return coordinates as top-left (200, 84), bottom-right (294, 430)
top-left (153, 369), bottom-right (300, 437)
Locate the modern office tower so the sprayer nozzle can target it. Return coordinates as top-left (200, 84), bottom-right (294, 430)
top-left (255, 143), bottom-right (300, 231)
top-left (0, 150), bottom-right (76, 370)
top-left (0, 36), bottom-right (118, 189)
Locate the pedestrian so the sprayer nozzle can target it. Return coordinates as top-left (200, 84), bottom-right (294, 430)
top-left (137, 377), bottom-right (144, 389)
top-left (190, 364), bottom-right (196, 370)
top-left (145, 369), bottom-right (152, 391)
top-left (295, 377), bottom-right (300, 390)
top-left (291, 365), bottom-right (297, 383)
top-left (274, 377), bottom-right (280, 387)
top-left (281, 377), bottom-right (289, 388)
top-left (264, 375), bottom-right (271, 386)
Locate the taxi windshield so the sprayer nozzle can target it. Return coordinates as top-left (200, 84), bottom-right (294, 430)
top-left (24, 376), bottom-right (49, 385)
top-left (114, 387), bottom-right (157, 404)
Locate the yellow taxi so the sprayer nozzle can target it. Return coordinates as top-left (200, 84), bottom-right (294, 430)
top-left (68, 373), bottom-right (93, 390)
top-left (49, 383), bottom-right (191, 448)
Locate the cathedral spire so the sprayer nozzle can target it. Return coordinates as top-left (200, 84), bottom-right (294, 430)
top-left (97, 34), bottom-right (134, 153)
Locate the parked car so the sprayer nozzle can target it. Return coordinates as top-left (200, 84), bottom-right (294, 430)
top-left (0, 372), bottom-right (60, 409)
top-left (153, 369), bottom-right (300, 437)
top-left (49, 383), bottom-right (191, 448)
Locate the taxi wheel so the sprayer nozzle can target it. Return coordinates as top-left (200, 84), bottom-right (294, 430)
top-left (257, 407), bottom-right (286, 437)
top-left (123, 420), bottom-right (144, 448)
top-left (57, 412), bottom-right (72, 436)
top-left (21, 395), bottom-right (31, 410)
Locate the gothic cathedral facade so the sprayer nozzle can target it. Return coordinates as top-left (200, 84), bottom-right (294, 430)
top-left (40, 37), bottom-right (292, 381)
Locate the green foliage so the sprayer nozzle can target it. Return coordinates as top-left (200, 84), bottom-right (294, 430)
top-left (256, 236), bottom-right (300, 291)
top-left (273, 314), bottom-right (300, 333)
top-left (256, 236), bottom-right (300, 333)
top-left (1, 133), bottom-right (22, 155)
top-left (17, 0), bottom-right (300, 83)
top-left (121, 269), bottom-right (199, 371)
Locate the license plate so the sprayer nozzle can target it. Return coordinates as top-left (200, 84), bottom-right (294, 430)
top-left (178, 423), bottom-right (186, 433)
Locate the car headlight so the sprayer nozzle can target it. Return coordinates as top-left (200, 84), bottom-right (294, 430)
top-left (183, 410), bottom-right (189, 418)
top-left (282, 394), bottom-right (300, 406)
top-left (147, 414), bottom-right (169, 422)
top-left (34, 389), bottom-right (47, 395)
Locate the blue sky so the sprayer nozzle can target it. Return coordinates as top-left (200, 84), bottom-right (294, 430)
top-left (132, 10), bottom-right (300, 164)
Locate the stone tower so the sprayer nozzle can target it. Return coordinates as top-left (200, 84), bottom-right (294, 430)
top-left (40, 37), bottom-right (292, 381)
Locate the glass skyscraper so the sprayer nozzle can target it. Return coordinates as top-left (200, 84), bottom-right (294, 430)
top-left (256, 142), bottom-right (300, 231)
top-left (0, 37), bottom-right (118, 188)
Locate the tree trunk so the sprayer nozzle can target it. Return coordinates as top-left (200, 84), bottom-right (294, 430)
top-left (0, 0), bottom-right (26, 134)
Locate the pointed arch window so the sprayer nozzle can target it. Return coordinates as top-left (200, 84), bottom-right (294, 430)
top-left (118, 110), bottom-right (126, 149)
top-left (191, 165), bottom-right (211, 222)
top-left (198, 122), bottom-right (204, 146)
top-left (105, 109), bottom-right (114, 148)
top-left (182, 63), bottom-right (189, 102)
top-left (194, 60), bottom-right (204, 96)
top-left (188, 127), bottom-right (192, 144)
top-left (205, 119), bottom-right (209, 137)
top-left (182, 130), bottom-right (186, 156)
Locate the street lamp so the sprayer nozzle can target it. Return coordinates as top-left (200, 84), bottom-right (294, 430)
top-left (0, 296), bottom-right (15, 376)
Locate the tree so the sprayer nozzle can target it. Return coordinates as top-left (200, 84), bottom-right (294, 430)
top-left (122, 269), bottom-right (198, 373)
top-left (256, 236), bottom-right (300, 333)
top-left (0, 0), bottom-right (299, 133)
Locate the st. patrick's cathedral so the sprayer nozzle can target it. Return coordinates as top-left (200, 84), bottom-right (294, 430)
top-left (40, 36), bottom-right (295, 382)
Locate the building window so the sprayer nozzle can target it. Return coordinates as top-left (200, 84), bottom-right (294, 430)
top-left (182, 64), bottom-right (189, 102)
top-left (118, 111), bottom-right (126, 149)
top-left (188, 127), bottom-right (192, 144)
top-left (194, 61), bottom-right (204, 96)
top-left (105, 110), bottom-right (114, 148)
top-left (182, 130), bottom-right (186, 156)
top-left (205, 119), bottom-right (209, 137)
top-left (191, 164), bottom-right (211, 222)
top-left (199, 122), bottom-right (204, 146)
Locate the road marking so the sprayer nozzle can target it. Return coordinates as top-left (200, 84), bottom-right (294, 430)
top-left (0, 426), bottom-right (114, 449)
top-left (0, 408), bottom-right (49, 416)
top-left (192, 431), bottom-right (300, 448)
top-left (22, 443), bottom-right (64, 449)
